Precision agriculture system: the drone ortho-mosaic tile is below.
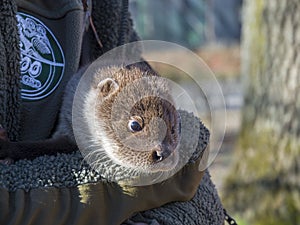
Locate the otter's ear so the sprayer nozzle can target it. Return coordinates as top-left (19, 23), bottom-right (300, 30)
top-left (97, 78), bottom-right (119, 98)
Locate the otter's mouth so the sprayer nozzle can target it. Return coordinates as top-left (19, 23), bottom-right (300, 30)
top-left (148, 144), bottom-right (179, 172)
top-left (150, 148), bottom-right (179, 172)
top-left (151, 146), bottom-right (174, 163)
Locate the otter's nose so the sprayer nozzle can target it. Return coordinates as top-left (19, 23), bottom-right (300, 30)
top-left (151, 145), bottom-right (172, 163)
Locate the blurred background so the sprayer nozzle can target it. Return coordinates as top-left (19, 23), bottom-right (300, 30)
top-left (129, 0), bottom-right (300, 225)
top-left (130, 0), bottom-right (242, 48)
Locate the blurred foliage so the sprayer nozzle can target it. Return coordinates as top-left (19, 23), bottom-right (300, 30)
top-left (129, 0), bottom-right (242, 49)
top-left (130, 0), bottom-right (206, 49)
top-left (148, 45), bottom-right (241, 83)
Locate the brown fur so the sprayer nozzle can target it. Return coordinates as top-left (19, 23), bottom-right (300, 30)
top-left (78, 64), bottom-right (181, 172)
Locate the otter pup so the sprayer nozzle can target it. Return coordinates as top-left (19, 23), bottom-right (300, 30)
top-left (0, 64), bottom-right (181, 172)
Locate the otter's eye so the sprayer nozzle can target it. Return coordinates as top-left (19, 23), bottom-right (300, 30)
top-left (128, 120), bottom-right (143, 132)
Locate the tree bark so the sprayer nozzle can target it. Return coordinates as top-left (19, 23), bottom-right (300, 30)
top-left (224, 0), bottom-right (300, 224)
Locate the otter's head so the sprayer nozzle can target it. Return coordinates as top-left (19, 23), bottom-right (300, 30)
top-left (93, 66), bottom-right (181, 173)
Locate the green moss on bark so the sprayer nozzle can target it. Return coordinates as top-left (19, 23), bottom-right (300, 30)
top-left (224, 123), bottom-right (300, 224)
top-left (224, 182), bottom-right (300, 225)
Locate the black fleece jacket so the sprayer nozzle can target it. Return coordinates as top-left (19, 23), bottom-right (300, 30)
top-left (11, 0), bottom-right (139, 141)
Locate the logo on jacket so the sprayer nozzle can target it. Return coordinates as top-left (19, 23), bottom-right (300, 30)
top-left (17, 12), bottom-right (65, 101)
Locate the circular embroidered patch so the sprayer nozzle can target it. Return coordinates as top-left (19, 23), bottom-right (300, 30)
top-left (16, 12), bottom-right (65, 101)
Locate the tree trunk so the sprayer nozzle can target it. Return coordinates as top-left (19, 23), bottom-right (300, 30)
top-left (224, 0), bottom-right (300, 224)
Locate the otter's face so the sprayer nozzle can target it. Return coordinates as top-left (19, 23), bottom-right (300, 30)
top-left (122, 96), bottom-right (181, 171)
top-left (95, 72), bottom-right (181, 172)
